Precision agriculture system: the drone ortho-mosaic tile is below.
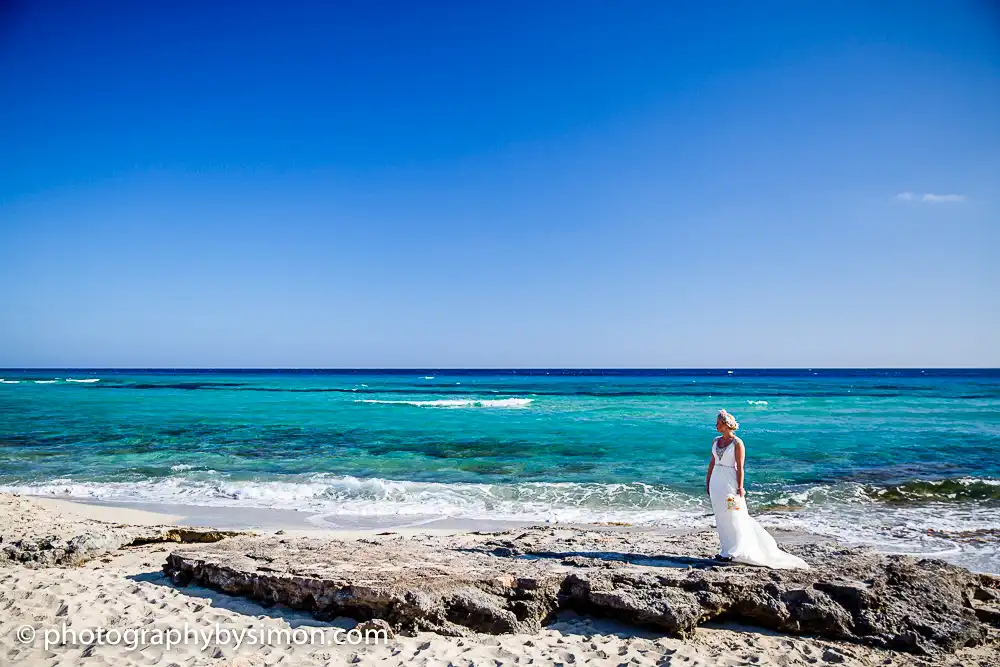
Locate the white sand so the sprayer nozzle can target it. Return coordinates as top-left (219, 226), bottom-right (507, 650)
top-left (32, 497), bottom-right (186, 526)
top-left (1, 495), bottom-right (995, 666)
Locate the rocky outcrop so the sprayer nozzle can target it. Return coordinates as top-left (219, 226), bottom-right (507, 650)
top-left (163, 527), bottom-right (1000, 655)
top-left (0, 493), bottom-right (245, 566)
top-left (1, 527), bottom-right (246, 566)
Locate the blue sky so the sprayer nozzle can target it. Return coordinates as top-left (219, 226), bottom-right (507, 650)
top-left (1, 1), bottom-right (997, 367)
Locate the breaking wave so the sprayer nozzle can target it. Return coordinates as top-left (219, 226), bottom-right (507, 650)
top-left (0, 476), bottom-right (703, 527)
top-left (3, 473), bottom-right (999, 571)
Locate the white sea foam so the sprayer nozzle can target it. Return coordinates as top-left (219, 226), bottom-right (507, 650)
top-left (0, 379), bottom-right (21, 384)
top-left (170, 464), bottom-right (194, 472)
top-left (747, 400), bottom-right (768, 406)
top-left (33, 380), bottom-right (58, 384)
top-left (4, 475), bottom-right (998, 572)
top-left (66, 378), bottom-right (100, 383)
top-left (0, 476), bottom-right (708, 528)
top-left (355, 398), bottom-right (533, 409)
top-left (748, 480), bottom-right (1000, 572)
top-left (422, 376), bottom-right (435, 380)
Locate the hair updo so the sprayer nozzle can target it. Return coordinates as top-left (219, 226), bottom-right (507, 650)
top-left (717, 409), bottom-right (740, 430)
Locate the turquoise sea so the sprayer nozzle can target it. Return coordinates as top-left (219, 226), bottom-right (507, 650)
top-left (1, 369), bottom-right (998, 572)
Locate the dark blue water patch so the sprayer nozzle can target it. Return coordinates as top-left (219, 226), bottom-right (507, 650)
top-left (365, 437), bottom-right (545, 460)
top-left (0, 425), bottom-right (377, 454)
top-left (88, 384), bottom-right (367, 393)
top-left (453, 461), bottom-right (527, 476)
top-left (0, 433), bottom-right (81, 448)
top-left (816, 459), bottom-right (993, 486)
top-left (92, 382), bottom-right (249, 390)
top-left (78, 383), bottom-right (1000, 399)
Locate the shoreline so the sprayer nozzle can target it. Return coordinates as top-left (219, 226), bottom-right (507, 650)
top-left (2, 492), bottom-right (998, 666)
top-left (33, 494), bottom-right (819, 542)
top-left (10, 478), bottom-right (998, 576)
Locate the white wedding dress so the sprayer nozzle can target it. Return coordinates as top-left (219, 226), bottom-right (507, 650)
top-left (709, 437), bottom-right (809, 569)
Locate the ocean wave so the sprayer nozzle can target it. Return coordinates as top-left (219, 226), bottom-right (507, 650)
top-left (0, 379), bottom-right (21, 384)
top-left (747, 400), bottom-right (768, 406)
top-left (4, 474), bottom-right (999, 571)
top-left (0, 476), bottom-right (707, 527)
top-left (65, 378), bottom-right (100, 383)
top-left (355, 398), bottom-right (533, 409)
top-left (757, 493), bottom-right (1000, 569)
top-left (6, 475), bottom-right (996, 518)
top-left (5, 470), bottom-right (1000, 573)
top-left (33, 380), bottom-right (58, 384)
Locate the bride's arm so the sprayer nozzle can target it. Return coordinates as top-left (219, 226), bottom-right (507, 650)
top-left (735, 439), bottom-right (746, 496)
top-left (705, 456), bottom-right (715, 495)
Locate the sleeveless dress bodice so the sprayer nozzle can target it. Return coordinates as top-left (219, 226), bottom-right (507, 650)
top-left (712, 437), bottom-right (737, 468)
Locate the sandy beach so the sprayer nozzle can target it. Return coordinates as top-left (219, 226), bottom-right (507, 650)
top-left (2, 493), bottom-right (997, 667)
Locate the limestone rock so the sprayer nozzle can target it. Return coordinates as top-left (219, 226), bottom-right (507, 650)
top-left (163, 526), bottom-right (999, 654)
top-left (0, 493), bottom-right (246, 567)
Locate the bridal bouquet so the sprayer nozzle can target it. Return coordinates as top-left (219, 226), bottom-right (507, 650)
top-left (726, 494), bottom-right (742, 511)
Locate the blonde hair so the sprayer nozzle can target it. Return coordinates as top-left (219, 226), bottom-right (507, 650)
top-left (717, 409), bottom-right (740, 430)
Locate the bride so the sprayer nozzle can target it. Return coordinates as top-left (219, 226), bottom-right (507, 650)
top-left (706, 409), bottom-right (809, 569)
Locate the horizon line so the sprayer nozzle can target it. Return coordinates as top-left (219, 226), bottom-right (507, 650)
top-left (2, 367), bottom-right (999, 372)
